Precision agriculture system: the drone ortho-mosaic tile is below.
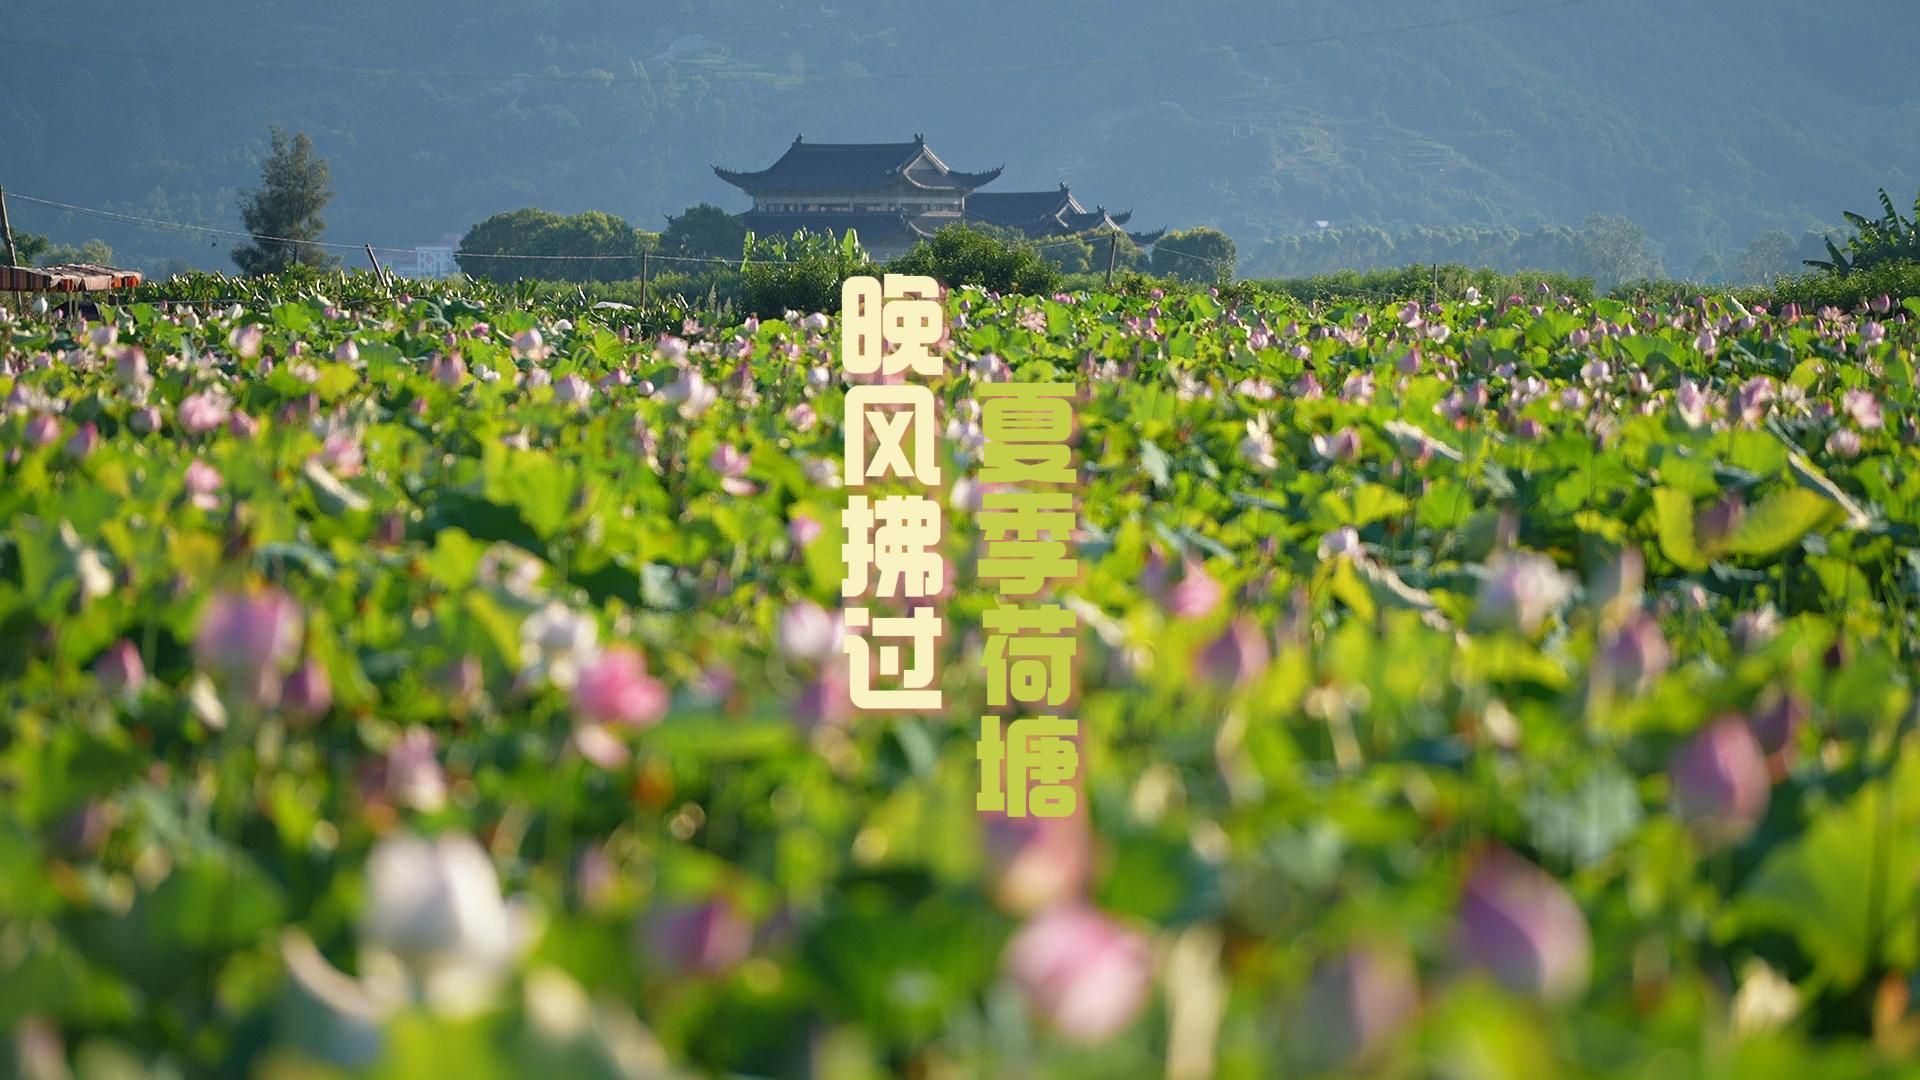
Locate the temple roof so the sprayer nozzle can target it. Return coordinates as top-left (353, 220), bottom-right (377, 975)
top-left (715, 134), bottom-right (1003, 195)
top-left (966, 183), bottom-right (1140, 238)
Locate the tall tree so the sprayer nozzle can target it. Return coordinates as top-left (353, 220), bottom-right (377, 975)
top-left (232, 127), bottom-right (338, 275)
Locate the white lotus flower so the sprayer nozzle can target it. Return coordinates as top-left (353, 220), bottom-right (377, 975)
top-left (520, 601), bottom-right (600, 689)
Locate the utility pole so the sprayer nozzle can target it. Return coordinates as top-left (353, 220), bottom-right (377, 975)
top-left (1105, 230), bottom-right (1118, 288)
top-left (364, 244), bottom-right (394, 292)
top-left (0, 188), bottom-right (18, 266)
top-left (640, 248), bottom-right (650, 307)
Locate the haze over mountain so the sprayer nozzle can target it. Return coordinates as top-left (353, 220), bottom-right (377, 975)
top-left (4, 0), bottom-right (1915, 280)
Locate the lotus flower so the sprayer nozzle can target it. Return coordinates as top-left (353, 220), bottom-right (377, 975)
top-left (178, 391), bottom-right (232, 435)
top-left (360, 831), bottom-right (537, 1017)
top-left (709, 442), bottom-right (754, 495)
top-left (1749, 689), bottom-right (1807, 763)
top-left (1318, 526), bottom-right (1363, 562)
top-left (571, 646), bottom-right (668, 730)
top-left (775, 600), bottom-right (843, 663)
top-left (983, 810), bottom-right (1091, 916)
top-left (645, 899), bottom-right (753, 978)
top-left (229, 323), bottom-right (264, 359)
top-left (333, 340), bottom-right (360, 363)
top-left (1454, 847), bottom-right (1591, 1003)
top-left (1311, 427), bottom-right (1362, 463)
top-left (1826, 428), bottom-right (1861, 458)
top-left (428, 353), bottom-right (466, 388)
top-left (95, 639), bottom-right (147, 699)
top-left (185, 459), bottom-right (223, 510)
top-left (1197, 615), bottom-right (1270, 689)
top-left (194, 588), bottom-right (303, 705)
top-left (519, 602), bottom-right (599, 690)
top-left (63, 422), bottom-right (98, 459)
top-left (788, 513), bottom-right (823, 547)
top-left (1005, 905), bottom-right (1154, 1044)
top-left (1472, 552), bottom-right (1575, 636)
top-left (374, 727), bottom-right (447, 812)
top-left (1843, 389), bottom-right (1884, 430)
top-left (1670, 716), bottom-right (1770, 845)
top-left (25, 413), bottom-right (61, 447)
top-left (1597, 610), bottom-right (1668, 696)
top-left (1165, 558), bottom-right (1223, 620)
top-left (552, 373), bottom-right (592, 406)
top-left (1292, 942), bottom-right (1420, 1069)
top-left (793, 667), bottom-right (854, 731)
top-left (282, 658), bottom-right (333, 723)
top-left (510, 328), bottom-right (546, 360)
top-left (129, 406), bottom-right (163, 434)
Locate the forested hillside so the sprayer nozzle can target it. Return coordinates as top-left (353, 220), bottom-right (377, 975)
top-left (2, 0), bottom-right (1915, 279)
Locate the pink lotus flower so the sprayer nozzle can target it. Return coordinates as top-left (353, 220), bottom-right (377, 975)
top-left (184, 459), bottom-right (223, 510)
top-left (178, 392), bottom-right (232, 435)
top-left (128, 407), bottom-right (162, 435)
top-left (316, 432), bottom-right (363, 477)
top-left (510, 328), bottom-right (546, 360)
top-left (788, 513), bottom-right (823, 547)
top-left (1670, 716), bottom-right (1770, 846)
top-left (228, 323), bottom-right (264, 359)
top-left (709, 442), bottom-right (755, 496)
top-left (63, 422), bottom-right (99, 459)
top-left (1826, 428), bottom-right (1861, 458)
top-left (25, 413), bottom-right (61, 447)
top-left (1597, 610), bottom-right (1668, 696)
top-left (428, 353), bottom-right (466, 388)
top-left (647, 899), bottom-right (753, 977)
top-left (1165, 558), bottom-right (1223, 620)
top-left (1197, 615), bottom-right (1270, 688)
top-left (1750, 689), bottom-right (1807, 762)
top-left (1293, 942), bottom-right (1420, 1069)
top-left (1455, 847), bottom-right (1591, 1003)
top-left (1843, 390), bottom-right (1884, 430)
top-left (114, 347), bottom-right (148, 386)
top-left (282, 658), bottom-right (333, 723)
top-left (333, 340), bottom-right (359, 363)
top-left (95, 639), bottom-right (147, 699)
top-left (194, 588), bottom-right (303, 705)
top-left (1005, 905), bottom-right (1154, 1044)
top-left (1472, 552), bottom-right (1574, 636)
top-left (793, 667), bottom-right (854, 731)
top-left (573, 646), bottom-right (669, 732)
top-left (227, 411), bottom-right (260, 440)
top-left (775, 600), bottom-right (843, 663)
top-left (1311, 427), bottom-right (1362, 464)
top-left (552, 373), bottom-right (592, 406)
top-left (983, 810), bottom-right (1091, 916)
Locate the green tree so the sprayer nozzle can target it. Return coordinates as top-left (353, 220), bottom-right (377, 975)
top-left (232, 127), bottom-right (338, 275)
top-left (1152, 227), bottom-right (1237, 284)
top-left (1735, 230), bottom-right (1797, 284)
top-left (886, 224), bottom-right (1061, 295)
top-left (661, 203), bottom-right (748, 262)
top-left (11, 232), bottom-right (50, 265)
top-left (456, 208), bottom-right (653, 282)
top-left (1573, 214), bottom-right (1661, 289)
top-left (740, 228), bottom-right (875, 318)
top-left (41, 239), bottom-right (115, 267)
top-left (1806, 187), bottom-right (1920, 273)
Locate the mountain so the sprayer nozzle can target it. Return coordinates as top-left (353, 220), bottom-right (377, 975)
top-left (2, 0), bottom-right (1914, 279)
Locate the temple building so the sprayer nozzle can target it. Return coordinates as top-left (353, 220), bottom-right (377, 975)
top-left (966, 183), bottom-right (1165, 246)
top-left (714, 134), bottom-right (1002, 260)
top-left (713, 136), bottom-right (1158, 259)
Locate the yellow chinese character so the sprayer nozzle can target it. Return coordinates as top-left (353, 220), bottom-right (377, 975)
top-left (979, 516), bottom-right (1079, 598)
top-left (845, 384), bottom-right (941, 488)
top-left (983, 604), bottom-right (1078, 709)
top-left (841, 494), bottom-right (945, 599)
top-left (977, 716), bottom-right (1078, 818)
top-left (844, 606), bottom-right (943, 711)
top-left (841, 274), bottom-right (944, 378)
top-left (980, 383), bottom-right (1075, 443)
top-left (881, 274), bottom-right (943, 377)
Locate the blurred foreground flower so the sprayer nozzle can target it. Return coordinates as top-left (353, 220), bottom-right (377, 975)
top-left (361, 831), bottom-right (540, 1016)
top-left (1005, 904), bottom-right (1153, 1044)
top-left (1291, 941), bottom-right (1419, 1070)
top-left (1454, 847), bottom-right (1591, 1003)
top-left (571, 646), bottom-right (669, 769)
top-left (1670, 716), bottom-right (1770, 846)
top-left (645, 898), bottom-right (753, 978)
top-left (1472, 551), bottom-right (1575, 636)
top-left (982, 810), bottom-right (1091, 916)
top-left (521, 601), bottom-right (599, 690)
top-left (194, 587), bottom-right (303, 707)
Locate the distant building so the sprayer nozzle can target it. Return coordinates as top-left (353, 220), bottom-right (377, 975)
top-left (713, 135), bottom-right (1158, 260)
top-left (389, 244), bottom-right (460, 279)
top-left (966, 183), bottom-right (1164, 246)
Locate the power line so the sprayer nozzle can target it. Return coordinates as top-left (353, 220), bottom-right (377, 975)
top-left (2, 0), bottom-right (1606, 86)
